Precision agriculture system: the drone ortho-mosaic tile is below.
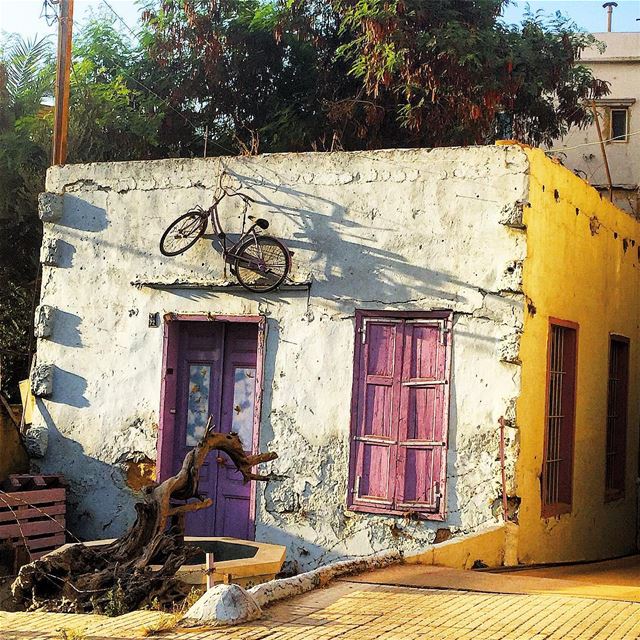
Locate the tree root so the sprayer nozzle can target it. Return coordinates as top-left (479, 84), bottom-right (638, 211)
top-left (11, 417), bottom-right (278, 613)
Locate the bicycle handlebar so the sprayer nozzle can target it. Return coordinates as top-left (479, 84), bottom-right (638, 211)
top-left (216, 188), bottom-right (256, 204)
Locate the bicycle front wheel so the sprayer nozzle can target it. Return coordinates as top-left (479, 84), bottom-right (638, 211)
top-left (234, 236), bottom-right (291, 293)
top-left (160, 211), bottom-right (207, 256)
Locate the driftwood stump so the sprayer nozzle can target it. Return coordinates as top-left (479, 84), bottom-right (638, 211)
top-left (11, 417), bottom-right (278, 613)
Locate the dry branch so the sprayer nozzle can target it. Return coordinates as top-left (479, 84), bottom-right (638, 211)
top-left (11, 417), bottom-right (278, 613)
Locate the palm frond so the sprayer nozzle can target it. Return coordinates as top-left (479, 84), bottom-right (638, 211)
top-left (4, 35), bottom-right (53, 104)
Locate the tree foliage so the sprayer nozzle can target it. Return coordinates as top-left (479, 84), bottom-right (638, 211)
top-left (0, 36), bottom-right (52, 397)
top-left (141, 0), bottom-right (609, 151)
top-left (331, 0), bottom-right (609, 147)
top-left (137, 0), bottom-right (357, 154)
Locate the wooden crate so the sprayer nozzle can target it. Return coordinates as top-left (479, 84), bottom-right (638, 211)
top-left (0, 475), bottom-right (67, 561)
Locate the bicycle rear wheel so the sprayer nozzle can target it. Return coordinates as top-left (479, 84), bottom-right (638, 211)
top-left (234, 236), bottom-right (291, 293)
top-left (160, 211), bottom-right (207, 256)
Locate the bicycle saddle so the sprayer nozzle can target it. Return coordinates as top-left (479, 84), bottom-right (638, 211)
top-left (248, 215), bottom-right (269, 229)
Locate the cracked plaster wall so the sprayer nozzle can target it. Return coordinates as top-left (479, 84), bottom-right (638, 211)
top-left (34, 146), bottom-right (528, 567)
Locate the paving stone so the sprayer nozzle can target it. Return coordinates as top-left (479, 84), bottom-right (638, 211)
top-left (7, 581), bottom-right (640, 639)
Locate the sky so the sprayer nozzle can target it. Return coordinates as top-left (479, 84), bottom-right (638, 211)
top-left (0, 0), bottom-right (639, 43)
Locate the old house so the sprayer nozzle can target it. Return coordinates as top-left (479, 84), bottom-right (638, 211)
top-left (29, 144), bottom-right (639, 570)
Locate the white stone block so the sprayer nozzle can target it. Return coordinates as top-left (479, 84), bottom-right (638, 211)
top-left (31, 363), bottom-right (53, 397)
top-left (38, 192), bottom-right (64, 222)
top-left (24, 424), bottom-right (49, 458)
top-left (34, 305), bottom-right (54, 338)
top-left (41, 238), bottom-right (59, 266)
top-left (181, 584), bottom-right (262, 627)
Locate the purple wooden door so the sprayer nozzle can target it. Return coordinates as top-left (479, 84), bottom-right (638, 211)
top-left (213, 323), bottom-right (259, 539)
top-left (350, 313), bottom-right (451, 517)
top-left (168, 321), bottom-right (259, 538)
top-left (173, 322), bottom-right (223, 535)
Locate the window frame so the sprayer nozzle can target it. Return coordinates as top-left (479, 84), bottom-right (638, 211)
top-left (541, 318), bottom-right (579, 519)
top-left (609, 107), bottom-right (629, 143)
top-left (347, 309), bottom-right (453, 520)
top-left (605, 334), bottom-right (629, 502)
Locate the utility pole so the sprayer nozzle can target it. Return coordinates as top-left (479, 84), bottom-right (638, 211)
top-left (52, 0), bottom-right (74, 166)
top-left (591, 101), bottom-right (614, 202)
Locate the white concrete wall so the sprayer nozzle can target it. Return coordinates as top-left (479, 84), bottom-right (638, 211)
top-left (552, 32), bottom-right (640, 214)
top-left (34, 146), bottom-right (528, 571)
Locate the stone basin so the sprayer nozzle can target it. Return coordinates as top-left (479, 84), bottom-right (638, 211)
top-left (51, 536), bottom-right (286, 589)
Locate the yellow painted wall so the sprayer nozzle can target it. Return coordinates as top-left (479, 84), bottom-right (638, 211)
top-left (406, 524), bottom-right (519, 569)
top-left (517, 147), bottom-right (640, 564)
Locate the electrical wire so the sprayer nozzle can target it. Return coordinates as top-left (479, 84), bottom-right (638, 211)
top-left (100, 0), bottom-right (140, 41)
top-left (96, 0), bottom-right (234, 156)
top-left (547, 128), bottom-right (640, 153)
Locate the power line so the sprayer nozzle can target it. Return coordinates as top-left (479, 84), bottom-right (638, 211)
top-left (547, 128), bottom-right (640, 153)
top-left (40, 0), bottom-right (59, 27)
top-left (100, 0), bottom-right (139, 41)
top-left (97, 0), bottom-right (234, 156)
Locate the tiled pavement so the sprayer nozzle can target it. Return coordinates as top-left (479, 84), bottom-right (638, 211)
top-left (4, 580), bottom-right (640, 639)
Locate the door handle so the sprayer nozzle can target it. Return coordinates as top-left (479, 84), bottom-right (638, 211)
top-left (169, 408), bottom-right (176, 414)
top-left (216, 456), bottom-right (226, 466)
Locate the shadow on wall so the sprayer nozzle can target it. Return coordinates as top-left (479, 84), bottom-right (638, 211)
top-left (225, 166), bottom-right (488, 309)
top-left (49, 365), bottom-right (90, 408)
top-left (43, 164), bottom-right (514, 554)
top-left (51, 309), bottom-right (83, 348)
top-left (59, 195), bottom-right (110, 233)
top-left (256, 522), bottom-right (347, 574)
top-left (165, 286), bottom-right (310, 308)
top-left (53, 166), bottom-right (499, 308)
top-left (35, 400), bottom-right (137, 540)
top-left (54, 240), bottom-right (76, 269)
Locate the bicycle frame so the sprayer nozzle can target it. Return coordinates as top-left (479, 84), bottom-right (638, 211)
top-left (206, 190), bottom-right (268, 270)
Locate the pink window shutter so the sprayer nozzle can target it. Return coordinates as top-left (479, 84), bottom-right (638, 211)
top-left (349, 311), bottom-right (452, 518)
top-left (351, 318), bottom-right (403, 506)
top-left (394, 320), bottom-right (450, 514)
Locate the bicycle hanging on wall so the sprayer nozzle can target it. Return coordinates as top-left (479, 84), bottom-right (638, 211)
top-left (159, 175), bottom-right (291, 293)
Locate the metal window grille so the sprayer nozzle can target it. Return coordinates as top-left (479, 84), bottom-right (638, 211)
top-left (543, 323), bottom-right (577, 514)
top-left (606, 337), bottom-right (628, 496)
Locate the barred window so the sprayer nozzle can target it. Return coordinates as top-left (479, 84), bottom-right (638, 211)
top-left (542, 321), bottom-right (578, 517)
top-left (605, 336), bottom-right (629, 500)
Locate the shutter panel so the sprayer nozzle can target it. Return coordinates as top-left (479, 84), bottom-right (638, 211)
top-left (351, 318), bottom-right (403, 506)
top-left (395, 319), bottom-right (450, 514)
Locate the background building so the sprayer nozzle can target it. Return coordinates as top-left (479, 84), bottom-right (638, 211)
top-left (550, 31), bottom-right (640, 216)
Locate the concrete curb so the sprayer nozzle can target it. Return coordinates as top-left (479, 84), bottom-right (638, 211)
top-left (181, 549), bottom-right (403, 627)
top-left (249, 550), bottom-right (403, 609)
